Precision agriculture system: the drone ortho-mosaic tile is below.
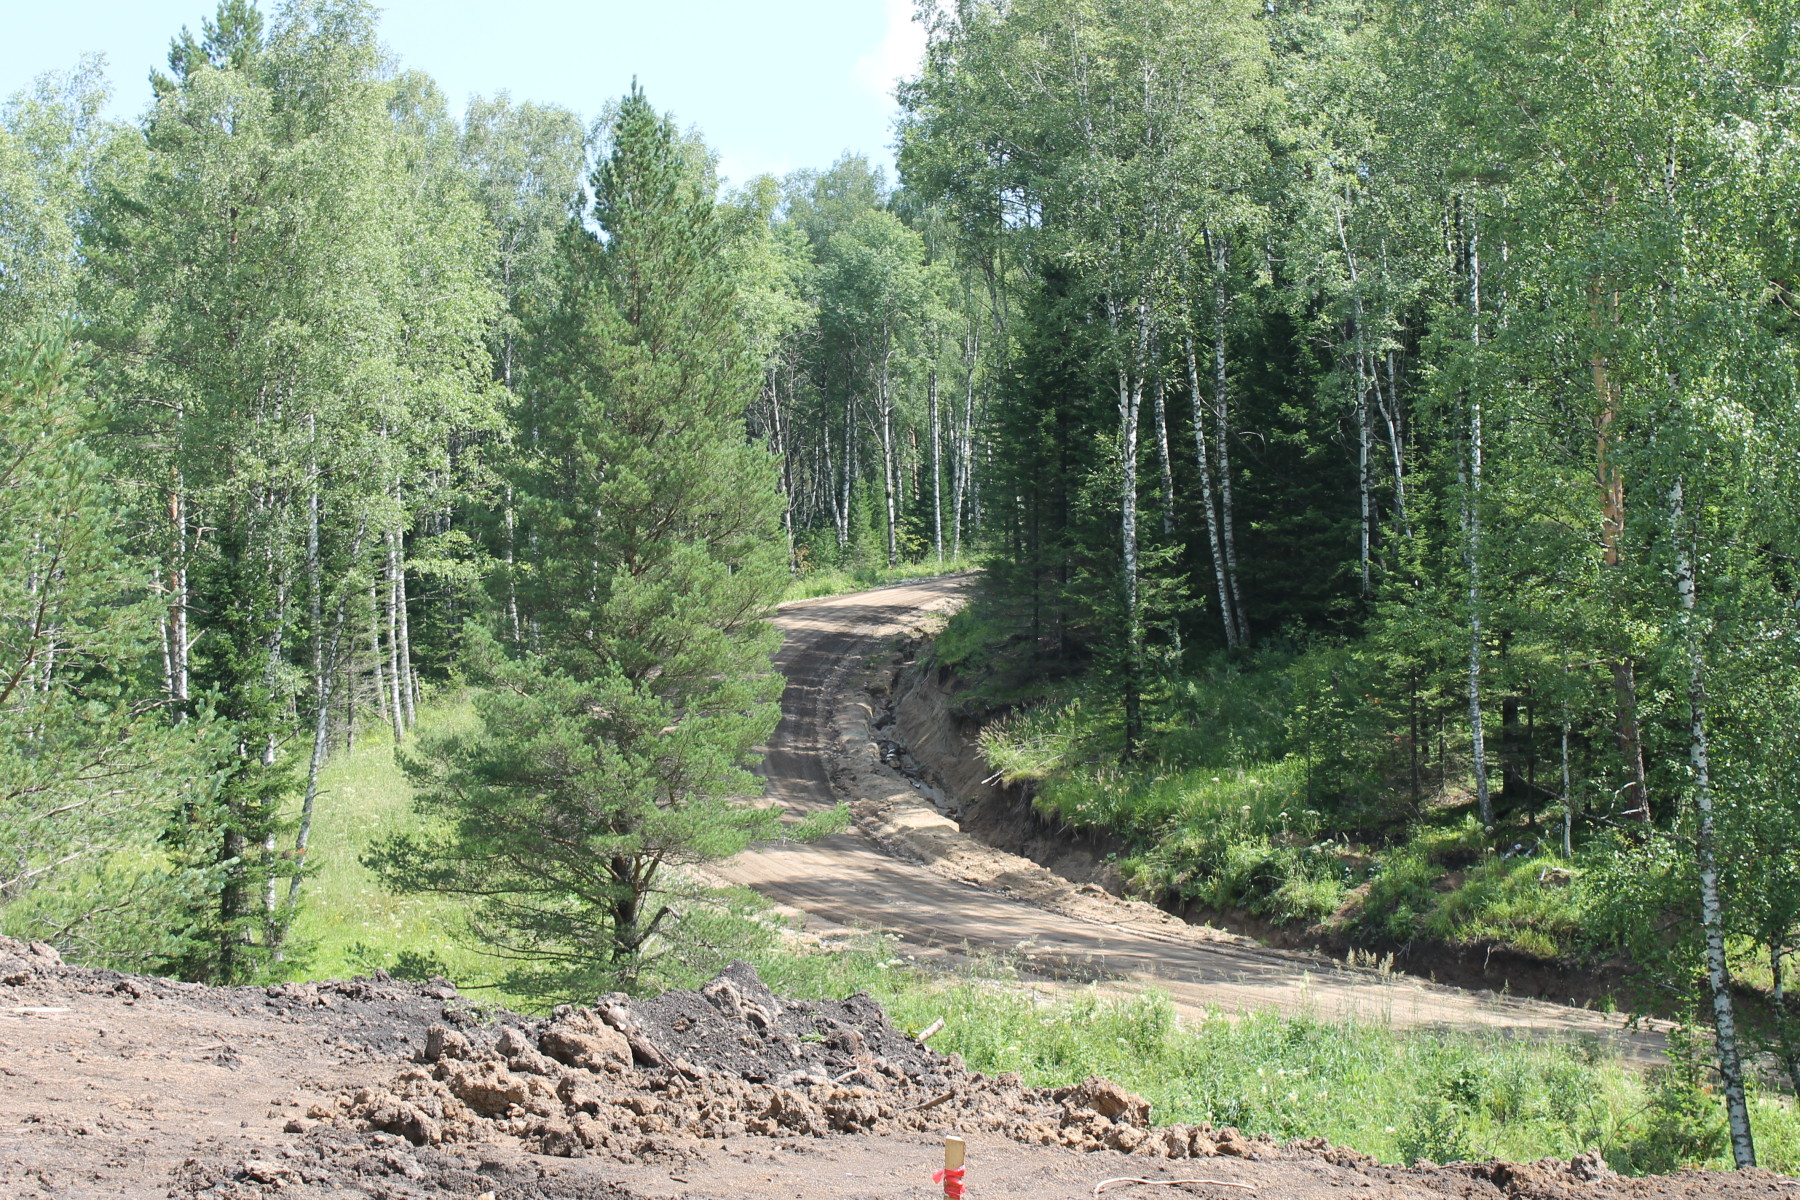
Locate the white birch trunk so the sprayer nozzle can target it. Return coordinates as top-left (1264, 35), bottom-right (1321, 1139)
top-left (167, 483), bottom-right (191, 713)
top-left (879, 348), bottom-right (899, 569)
top-left (1152, 371), bottom-right (1175, 539)
top-left (1673, 475), bottom-right (1757, 1168)
top-left (954, 326), bottom-right (976, 558)
top-left (1186, 337), bottom-right (1236, 649)
top-left (287, 520), bottom-right (367, 917)
top-left (770, 367), bottom-right (797, 571)
top-left (838, 395), bottom-right (855, 549)
top-left (929, 368), bottom-right (943, 563)
top-left (504, 484), bottom-right (521, 646)
top-left (1114, 294), bottom-right (1150, 751)
top-left (1377, 349), bottom-right (1409, 536)
top-left (1357, 346), bottom-right (1372, 597)
top-left (1210, 244), bottom-right (1250, 646)
top-left (1339, 207), bottom-right (1373, 595)
top-left (384, 535), bottom-right (405, 743)
top-left (369, 581), bottom-right (390, 726)
top-left (1464, 212), bottom-right (1493, 828)
top-left (395, 533), bottom-right (417, 726)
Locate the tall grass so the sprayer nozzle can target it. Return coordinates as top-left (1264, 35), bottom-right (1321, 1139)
top-left (749, 935), bottom-right (1800, 1174)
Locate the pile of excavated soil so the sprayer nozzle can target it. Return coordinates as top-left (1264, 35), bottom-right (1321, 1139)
top-left (3, 935), bottom-right (1796, 1199)
top-left (330, 959), bottom-right (1272, 1161)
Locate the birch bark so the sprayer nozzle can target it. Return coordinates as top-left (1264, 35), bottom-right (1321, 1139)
top-left (929, 367), bottom-right (943, 562)
top-left (1185, 336), bottom-right (1235, 648)
top-left (1592, 283), bottom-right (1651, 823)
top-left (384, 533), bottom-right (405, 742)
top-left (1152, 370), bottom-right (1175, 539)
top-left (1463, 211), bottom-right (1493, 829)
top-left (1113, 294), bottom-right (1151, 753)
top-left (1672, 475), bottom-right (1756, 1167)
top-left (1211, 242), bottom-right (1249, 646)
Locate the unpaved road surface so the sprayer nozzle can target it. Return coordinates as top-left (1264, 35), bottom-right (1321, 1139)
top-left (718, 578), bottom-right (1665, 1059)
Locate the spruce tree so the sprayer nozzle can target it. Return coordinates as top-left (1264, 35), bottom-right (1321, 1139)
top-left (372, 88), bottom-right (802, 998)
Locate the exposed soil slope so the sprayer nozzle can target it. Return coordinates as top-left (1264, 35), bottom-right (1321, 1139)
top-left (718, 578), bottom-right (1666, 1060)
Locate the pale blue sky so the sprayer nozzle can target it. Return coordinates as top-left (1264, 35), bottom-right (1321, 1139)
top-left (4, 0), bottom-right (926, 184)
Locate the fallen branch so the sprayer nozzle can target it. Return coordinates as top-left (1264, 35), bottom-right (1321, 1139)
top-left (906, 1090), bottom-right (956, 1112)
top-left (917, 1016), bottom-right (945, 1044)
top-left (1093, 1178), bottom-right (1256, 1195)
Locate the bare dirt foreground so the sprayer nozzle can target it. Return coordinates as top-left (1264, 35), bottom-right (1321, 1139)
top-left (1, 938), bottom-right (1790, 1200)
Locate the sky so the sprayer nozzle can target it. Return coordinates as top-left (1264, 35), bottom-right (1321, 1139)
top-left (2, 0), bottom-right (929, 185)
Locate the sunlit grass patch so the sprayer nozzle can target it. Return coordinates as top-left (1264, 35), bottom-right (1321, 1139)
top-left (285, 694), bottom-right (510, 997)
top-left (781, 555), bottom-right (982, 603)
top-left (745, 932), bottom-right (1783, 1174)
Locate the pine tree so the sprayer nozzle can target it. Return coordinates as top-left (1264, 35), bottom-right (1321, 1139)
top-left (371, 89), bottom-right (810, 999)
top-left (0, 327), bottom-right (217, 968)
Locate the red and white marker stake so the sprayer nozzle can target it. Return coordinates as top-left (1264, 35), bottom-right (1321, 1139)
top-left (933, 1135), bottom-right (967, 1198)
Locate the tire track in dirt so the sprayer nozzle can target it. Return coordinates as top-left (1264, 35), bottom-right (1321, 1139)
top-left (717, 576), bottom-right (1667, 1062)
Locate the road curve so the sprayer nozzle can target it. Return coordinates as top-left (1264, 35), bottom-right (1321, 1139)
top-left (718, 576), bottom-right (1663, 1059)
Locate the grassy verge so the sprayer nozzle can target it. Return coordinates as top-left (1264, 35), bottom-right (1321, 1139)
top-left (972, 639), bottom-right (1599, 963)
top-left (781, 555), bottom-right (981, 603)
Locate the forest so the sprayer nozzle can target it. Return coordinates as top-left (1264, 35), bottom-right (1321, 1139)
top-left (0, 0), bottom-right (976, 986)
top-left (900, 0), bottom-right (1800, 1172)
top-left (6, 0), bottom-right (1800, 1175)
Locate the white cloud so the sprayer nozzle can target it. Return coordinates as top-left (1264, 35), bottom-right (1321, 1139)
top-left (852, 0), bottom-right (928, 101)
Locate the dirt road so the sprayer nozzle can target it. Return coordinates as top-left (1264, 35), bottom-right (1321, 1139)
top-left (718, 577), bottom-right (1665, 1058)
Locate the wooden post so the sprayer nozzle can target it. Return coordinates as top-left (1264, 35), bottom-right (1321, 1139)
top-left (941, 1136), bottom-right (966, 1198)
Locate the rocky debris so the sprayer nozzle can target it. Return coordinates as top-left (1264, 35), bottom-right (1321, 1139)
top-left (167, 1131), bottom-right (614, 1200)
top-left (328, 960), bottom-right (1286, 1163)
top-left (1, 929), bottom-right (1769, 1199)
top-left (0, 935), bottom-right (62, 985)
top-left (1457, 1150), bottom-right (1622, 1197)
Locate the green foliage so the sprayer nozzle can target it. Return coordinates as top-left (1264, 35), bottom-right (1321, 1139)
top-left (779, 940), bottom-right (1791, 1173)
top-left (80, 0), bottom-right (501, 980)
top-left (1608, 1027), bottom-right (1731, 1175)
top-left (0, 327), bottom-right (218, 970)
top-left (284, 695), bottom-right (534, 993)
top-left (169, 523), bottom-right (303, 983)
top-left (0, 58), bottom-right (130, 328)
top-left (375, 90), bottom-right (813, 1000)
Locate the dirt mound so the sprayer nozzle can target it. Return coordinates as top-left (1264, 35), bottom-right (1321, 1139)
top-left (328, 960), bottom-right (1273, 1163)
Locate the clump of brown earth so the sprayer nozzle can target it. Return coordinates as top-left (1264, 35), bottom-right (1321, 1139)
top-left (0, 935), bottom-right (64, 984)
top-left (327, 960), bottom-right (1267, 1162)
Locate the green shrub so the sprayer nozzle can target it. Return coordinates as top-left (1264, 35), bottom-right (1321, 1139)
top-left (1398, 1095), bottom-right (1474, 1165)
top-left (1344, 820), bottom-right (1590, 960)
top-left (1611, 1032), bottom-right (1730, 1174)
top-left (1356, 848), bottom-right (1440, 941)
top-left (1424, 854), bottom-right (1586, 960)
